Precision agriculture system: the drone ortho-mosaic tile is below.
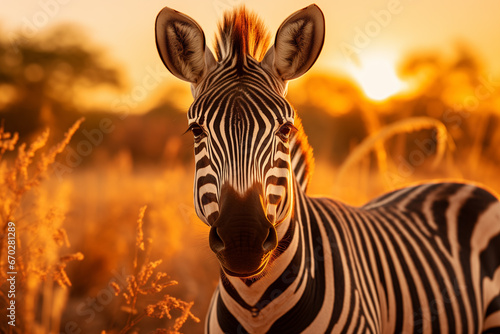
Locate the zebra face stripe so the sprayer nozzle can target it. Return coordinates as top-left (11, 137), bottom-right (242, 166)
top-left (186, 59), bottom-right (296, 276)
top-left (189, 58), bottom-right (295, 224)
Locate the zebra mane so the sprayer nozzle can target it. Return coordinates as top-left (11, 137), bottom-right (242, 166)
top-left (214, 6), bottom-right (271, 65)
top-left (291, 117), bottom-right (314, 192)
top-left (214, 7), bottom-right (314, 190)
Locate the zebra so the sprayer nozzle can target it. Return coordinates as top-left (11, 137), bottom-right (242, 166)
top-left (155, 4), bottom-right (500, 333)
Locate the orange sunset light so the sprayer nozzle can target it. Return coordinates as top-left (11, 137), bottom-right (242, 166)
top-left (347, 53), bottom-right (407, 101)
top-left (1, 1), bottom-right (500, 333)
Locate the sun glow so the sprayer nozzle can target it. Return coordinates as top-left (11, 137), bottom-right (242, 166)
top-left (349, 55), bottom-right (407, 101)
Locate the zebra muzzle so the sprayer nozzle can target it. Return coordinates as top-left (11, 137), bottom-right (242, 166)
top-left (209, 185), bottom-right (278, 277)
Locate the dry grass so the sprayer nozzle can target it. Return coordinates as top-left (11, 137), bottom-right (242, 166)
top-left (0, 123), bottom-right (204, 334)
top-left (0, 120), bottom-right (86, 334)
top-left (332, 117), bottom-right (454, 203)
top-left (105, 206), bottom-right (200, 334)
top-left (337, 117), bottom-right (451, 178)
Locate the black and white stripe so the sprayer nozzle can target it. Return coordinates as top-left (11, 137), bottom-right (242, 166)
top-left (155, 4), bottom-right (500, 333)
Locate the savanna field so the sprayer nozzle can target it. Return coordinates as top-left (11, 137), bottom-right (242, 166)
top-left (1, 1), bottom-right (500, 333)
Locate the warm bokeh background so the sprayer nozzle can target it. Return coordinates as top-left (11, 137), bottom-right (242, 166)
top-left (1, 0), bottom-right (499, 333)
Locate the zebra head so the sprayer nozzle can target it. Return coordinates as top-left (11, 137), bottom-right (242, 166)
top-left (156, 5), bottom-right (324, 277)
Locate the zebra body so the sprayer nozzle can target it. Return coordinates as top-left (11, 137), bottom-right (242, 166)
top-left (155, 4), bottom-right (500, 333)
top-left (208, 182), bottom-right (500, 333)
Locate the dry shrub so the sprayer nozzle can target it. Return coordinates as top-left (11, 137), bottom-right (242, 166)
top-left (105, 205), bottom-right (200, 334)
top-left (337, 117), bottom-right (451, 178)
top-left (0, 119), bottom-right (85, 334)
top-left (1, 121), bottom-right (200, 334)
top-left (332, 117), bottom-right (454, 204)
top-left (53, 161), bottom-right (213, 333)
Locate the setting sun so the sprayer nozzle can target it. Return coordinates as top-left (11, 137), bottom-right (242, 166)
top-left (349, 55), bottom-right (407, 101)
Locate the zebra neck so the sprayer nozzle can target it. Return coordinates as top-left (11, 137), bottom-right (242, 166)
top-left (290, 116), bottom-right (314, 193)
top-left (217, 210), bottom-right (305, 331)
top-left (213, 182), bottom-right (331, 333)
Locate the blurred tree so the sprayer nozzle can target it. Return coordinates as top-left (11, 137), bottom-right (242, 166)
top-left (288, 73), bottom-right (368, 165)
top-left (0, 24), bottom-right (124, 140)
top-left (394, 45), bottom-right (499, 170)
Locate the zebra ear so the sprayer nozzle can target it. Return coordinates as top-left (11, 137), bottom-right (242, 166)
top-left (155, 7), bottom-right (216, 84)
top-left (262, 4), bottom-right (325, 81)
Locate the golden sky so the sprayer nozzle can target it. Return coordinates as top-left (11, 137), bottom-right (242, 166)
top-left (2, 0), bottom-right (500, 105)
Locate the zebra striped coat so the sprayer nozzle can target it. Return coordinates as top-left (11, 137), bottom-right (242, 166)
top-left (155, 4), bottom-right (500, 333)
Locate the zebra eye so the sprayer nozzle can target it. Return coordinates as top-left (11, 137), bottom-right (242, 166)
top-left (189, 123), bottom-right (204, 138)
top-left (277, 123), bottom-right (294, 140)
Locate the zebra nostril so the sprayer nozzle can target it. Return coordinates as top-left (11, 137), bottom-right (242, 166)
top-left (262, 227), bottom-right (277, 253)
top-left (209, 227), bottom-right (225, 253)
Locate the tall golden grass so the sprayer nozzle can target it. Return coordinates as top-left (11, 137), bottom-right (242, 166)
top-left (0, 122), bottom-right (202, 334)
top-left (1, 119), bottom-right (84, 333)
top-left (105, 205), bottom-right (199, 334)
